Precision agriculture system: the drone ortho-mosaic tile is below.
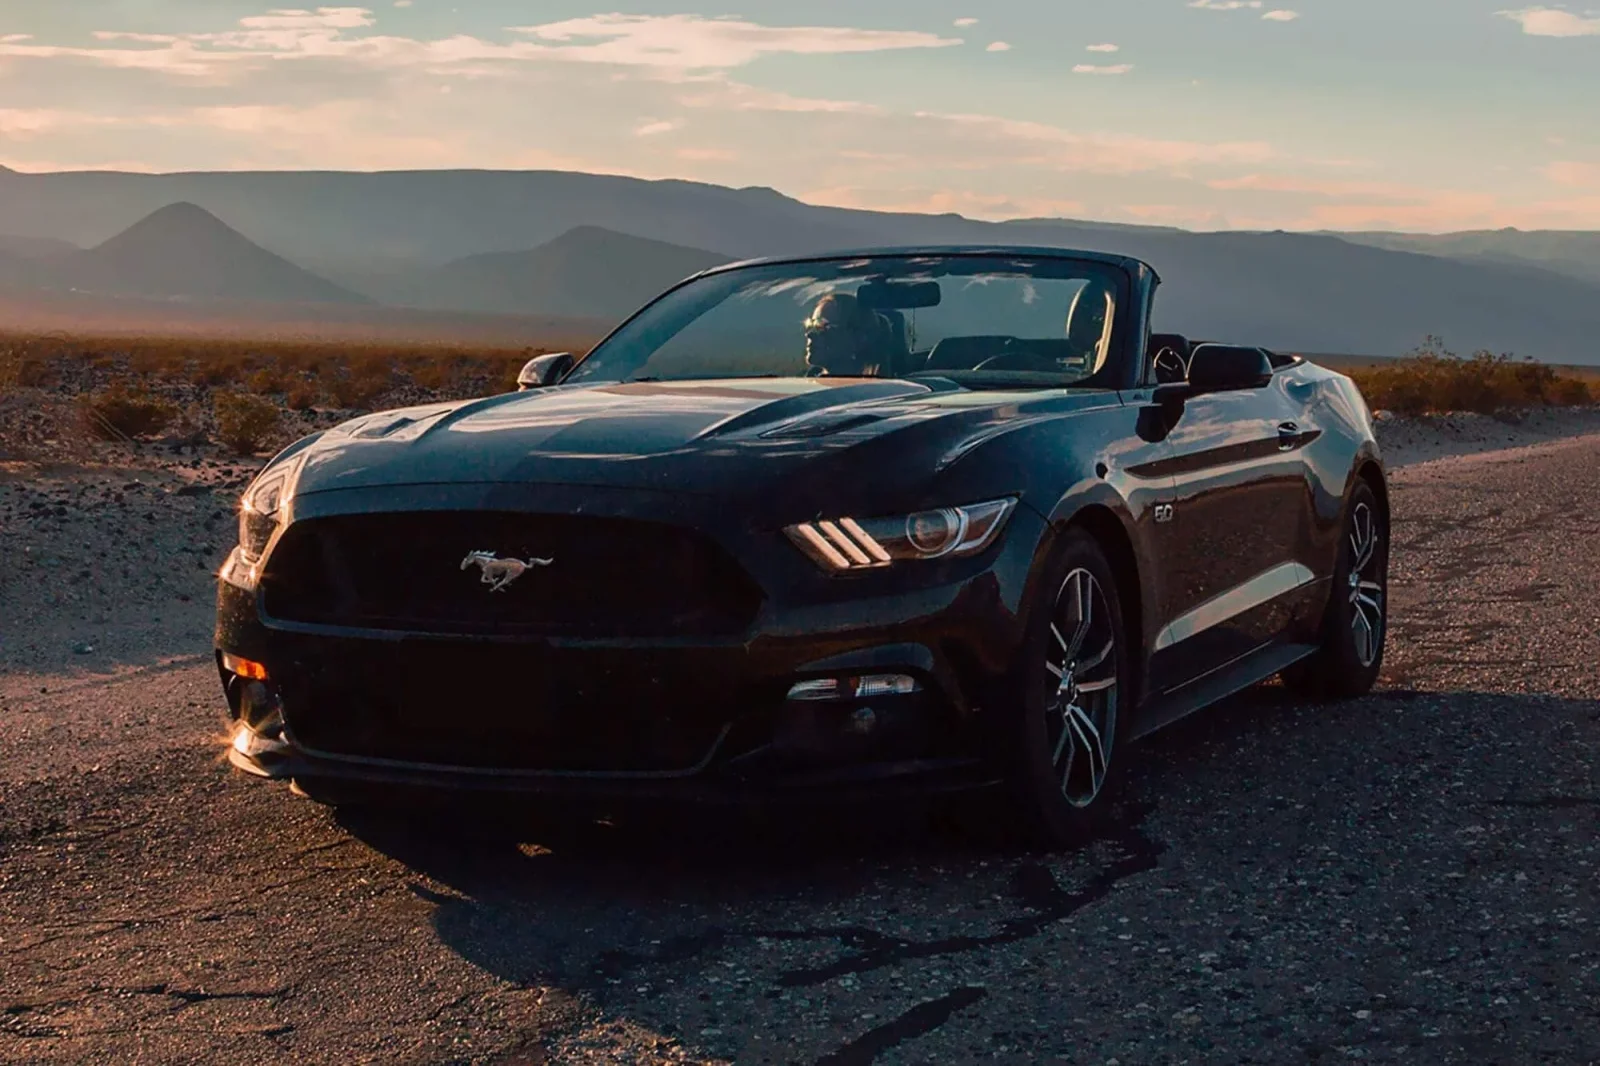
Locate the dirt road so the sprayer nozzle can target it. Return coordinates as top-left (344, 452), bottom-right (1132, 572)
top-left (2, 437), bottom-right (1597, 1065)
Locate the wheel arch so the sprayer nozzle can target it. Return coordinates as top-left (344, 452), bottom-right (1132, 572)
top-left (1354, 458), bottom-right (1389, 526)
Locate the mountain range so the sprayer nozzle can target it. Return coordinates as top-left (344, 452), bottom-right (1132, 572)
top-left (1, 167), bottom-right (1598, 363)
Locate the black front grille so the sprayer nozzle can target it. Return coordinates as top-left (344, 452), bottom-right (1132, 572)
top-left (261, 511), bottom-right (763, 638)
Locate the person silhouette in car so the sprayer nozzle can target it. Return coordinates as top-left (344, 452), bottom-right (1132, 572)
top-left (803, 292), bottom-right (889, 377)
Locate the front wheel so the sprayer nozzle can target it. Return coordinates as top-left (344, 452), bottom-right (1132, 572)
top-left (1283, 480), bottom-right (1388, 699)
top-left (996, 529), bottom-right (1133, 850)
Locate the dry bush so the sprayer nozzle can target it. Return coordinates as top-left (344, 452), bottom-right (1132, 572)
top-left (322, 361), bottom-right (395, 409)
top-left (1551, 376), bottom-right (1594, 406)
top-left (1347, 337), bottom-right (1599, 416)
top-left (0, 345), bottom-right (20, 394)
top-left (285, 381), bottom-right (320, 411)
top-left (79, 388), bottom-right (180, 441)
top-left (215, 390), bottom-right (282, 455)
top-left (246, 365), bottom-right (288, 395)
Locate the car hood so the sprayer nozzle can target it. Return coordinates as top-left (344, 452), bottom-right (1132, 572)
top-left (289, 377), bottom-right (1114, 515)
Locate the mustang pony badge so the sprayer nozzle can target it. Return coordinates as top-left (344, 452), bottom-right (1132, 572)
top-left (460, 550), bottom-right (553, 593)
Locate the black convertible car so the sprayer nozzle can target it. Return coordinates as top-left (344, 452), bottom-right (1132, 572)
top-left (217, 246), bottom-right (1388, 846)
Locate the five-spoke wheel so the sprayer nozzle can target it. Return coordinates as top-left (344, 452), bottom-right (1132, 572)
top-left (1044, 568), bottom-right (1120, 809)
top-left (997, 529), bottom-right (1130, 849)
top-left (1283, 479), bottom-right (1388, 699)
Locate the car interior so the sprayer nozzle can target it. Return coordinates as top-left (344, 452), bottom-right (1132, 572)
top-left (846, 278), bottom-right (1110, 381)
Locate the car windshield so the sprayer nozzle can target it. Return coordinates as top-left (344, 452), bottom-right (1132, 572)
top-left (563, 254), bottom-right (1128, 389)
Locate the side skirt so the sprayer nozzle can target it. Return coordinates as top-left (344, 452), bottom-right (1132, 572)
top-left (1128, 639), bottom-right (1318, 742)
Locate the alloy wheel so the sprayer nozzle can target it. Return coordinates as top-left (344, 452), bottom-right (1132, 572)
top-left (1044, 568), bottom-right (1120, 809)
top-left (1347, 501), bottom-right (1385, 668)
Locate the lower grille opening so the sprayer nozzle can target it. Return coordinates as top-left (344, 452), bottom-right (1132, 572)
top-left (279, 648), bottom-right (747, 773)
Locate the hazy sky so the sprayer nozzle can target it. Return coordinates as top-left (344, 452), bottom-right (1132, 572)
top-left (2, 1), bottom-right (1597, 231)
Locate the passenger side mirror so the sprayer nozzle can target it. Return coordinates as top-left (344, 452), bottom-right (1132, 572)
top-left (516, 352), bottom-right (574, 390)
top-left (1184, 344), bottom-right (1273, 394)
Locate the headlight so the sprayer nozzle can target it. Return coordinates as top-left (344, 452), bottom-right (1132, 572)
top-left (786, 498), bottom-right (1017, 572)
top-left (236, 455), bottom-right (306, 564)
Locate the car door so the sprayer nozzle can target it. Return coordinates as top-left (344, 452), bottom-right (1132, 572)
top-left (1147, 353), bottom-right (1316, 691)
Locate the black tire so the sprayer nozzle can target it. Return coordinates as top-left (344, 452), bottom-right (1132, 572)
top-left (995, 528), bottom-right (1135, 850)
top-left (1282, 480), bottom-right (1388, 700)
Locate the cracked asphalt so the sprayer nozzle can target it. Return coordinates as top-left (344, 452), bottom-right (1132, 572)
top-left (2, 435), bottom-right (1598, 1065)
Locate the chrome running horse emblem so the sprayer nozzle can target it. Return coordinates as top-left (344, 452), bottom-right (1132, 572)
top-left (460, 550), bottom-right (553, 593)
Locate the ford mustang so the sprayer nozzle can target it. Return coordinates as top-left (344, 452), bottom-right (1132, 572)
top-left (216, 247), bottom-right (1389, 847)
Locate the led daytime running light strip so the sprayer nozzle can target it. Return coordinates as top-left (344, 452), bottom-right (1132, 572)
top-left (789, 518), bottom-right (894, 571)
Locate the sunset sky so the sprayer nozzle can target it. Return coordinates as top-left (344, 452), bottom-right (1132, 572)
top-left (2, 1), bottom-right (1598, 231)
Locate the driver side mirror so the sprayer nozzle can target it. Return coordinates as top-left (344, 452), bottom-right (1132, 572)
top-left (516, 352), bottom-right (574, 390)
top-left (1184, 344), bottom-right (1273, 394)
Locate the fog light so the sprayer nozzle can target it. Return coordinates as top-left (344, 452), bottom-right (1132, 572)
top-left (231, 681), bottom-right (290, 761)
top-left (847, 707), bottom-right (878, 735)
top-left (237, 680), bottom-right (284, 732)
top-left (786, 674), bottom-right (921, 702)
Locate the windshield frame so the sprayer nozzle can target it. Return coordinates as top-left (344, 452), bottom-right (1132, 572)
top-left (558, 250), bottom-right (1145, 392)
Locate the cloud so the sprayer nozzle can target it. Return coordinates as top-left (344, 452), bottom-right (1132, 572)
top-left (237, 7), bottom-right (375, 30)
top-left (394, 0), bottom-right (413, 6)
top-left (0, 11), bottom-right (962, 80)
top-left (1498, 7), bottom-right (1600, 35)
top-left (1262, 10), bottom-right (1301, 21)
top-left (954, 18), bottom-right (979, 28)
top-left (986, 41), bottom-right (1012, 52)
top-left (1073, 63), bottom-right (1134, 74)
top-left (511, 14), bottom-right (962, 68)
top-left (1085, 43), bottom-right (1120, 52)
top-left (1188, 1), bottom-right (1264, 9)
top-left (634, 119), bottom-right (679, 137)
top-left (0, 109), bottom-right (81, 137)
top-left (1544, 161), bottom-right (1600, 187)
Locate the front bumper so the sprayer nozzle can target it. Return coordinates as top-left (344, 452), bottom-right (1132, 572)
top-left (216, 498), bottom-right (1047, 804)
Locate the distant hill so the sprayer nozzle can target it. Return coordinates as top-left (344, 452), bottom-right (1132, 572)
top-left (1331, 229), bottom-right (1600, 287)
top-left (385, 226), bottom-right (731, 317)
top-left (0, 234), bottom-right (78, 260)
top-left (49, 202), bottom-right (369, 306)
top-left (2, 168), bottom-right (1599, 361)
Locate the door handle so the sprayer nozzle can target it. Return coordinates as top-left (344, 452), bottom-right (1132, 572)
top-left (1277, 421), bottom-right (1300, 450)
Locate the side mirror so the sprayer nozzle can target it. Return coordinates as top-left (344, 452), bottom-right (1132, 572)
top-left (1185, 344), bottom-right (1273, 394)
top-left (516, 352), bottom-right (574, 390)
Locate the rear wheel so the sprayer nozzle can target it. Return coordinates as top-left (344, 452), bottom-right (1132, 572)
top-left (996, 529), bottom-right (1133, 850)
top-left (1283, 480), bottom-right (1388, 699)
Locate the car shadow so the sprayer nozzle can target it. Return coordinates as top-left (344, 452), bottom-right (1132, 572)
top-left (329, 682), bottom-right (1599, 1061)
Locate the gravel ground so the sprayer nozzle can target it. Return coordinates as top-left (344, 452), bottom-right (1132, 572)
top-left (2, 422), bottom-right (1598, 1065)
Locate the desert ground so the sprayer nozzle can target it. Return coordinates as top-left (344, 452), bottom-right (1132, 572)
top-left (2, 403), bottom-right (1599, 1064)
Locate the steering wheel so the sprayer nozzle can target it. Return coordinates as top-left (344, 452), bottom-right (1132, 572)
top-left (973, 339), bottom-right (1090, 373)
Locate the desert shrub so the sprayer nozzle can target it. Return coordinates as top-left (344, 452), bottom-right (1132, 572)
top-left (246, 365), bottom-right (288, 395)
top-left (79, 388), bottom-right (180, 441)
top-left (1347, 337), bottom-right (1598, 416)
top-left (1551, 376), bottom-right (1594, 406)
top-left (285, 381), bottom-right (320, 411)
top-left (215, 391), bottom-right (282, 455)
top-left (0, 345), bottom-right (20, 393)
top-left (192, 360), bottom-right (245, 388)
top-left (322, 362), bottom-right (394, 409)
top-left (408, 354), bottom-right (472, 393)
